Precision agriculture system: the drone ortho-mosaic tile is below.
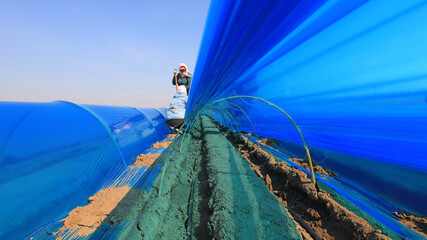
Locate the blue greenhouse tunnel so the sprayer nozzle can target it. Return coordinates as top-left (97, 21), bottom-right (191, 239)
top-left (1, 0), bottom-right (427, 239)
top-left (187, 0), bottom-right (427, 216)
top-left (183, 0), bottom-right (427, 239)
top-left (0, 101), bottom-right (170, 239)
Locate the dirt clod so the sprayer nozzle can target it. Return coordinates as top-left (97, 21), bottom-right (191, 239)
top-left (306, 208), bottom-right (320, 220)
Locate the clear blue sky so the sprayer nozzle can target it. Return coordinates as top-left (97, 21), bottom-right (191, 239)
top-left (0, 0), bottom-right (210, 107)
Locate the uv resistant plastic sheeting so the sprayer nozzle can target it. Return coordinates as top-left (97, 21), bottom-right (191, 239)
top-left (188, 0), bottom-right (427, 223)
top-left (0, 101), bottom-right (170, 240)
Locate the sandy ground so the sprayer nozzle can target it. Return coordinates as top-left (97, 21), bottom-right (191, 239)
top-left (152, 141), bottom-right (172, 150)
top-left (150, 134), bottom-right (174, 150)
top-left (56, 187), bottom-right (143, 238)
top-left (134, 153), bottom-right (160, 167)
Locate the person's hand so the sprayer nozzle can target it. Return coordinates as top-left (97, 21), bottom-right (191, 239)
top-left (173, 69), bottom-right (177, 74)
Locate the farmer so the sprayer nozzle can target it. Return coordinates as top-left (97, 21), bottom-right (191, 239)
top-left (172, 63), bottom-right (192, 94)
top-left (166, 85), bottom-right (188, 130)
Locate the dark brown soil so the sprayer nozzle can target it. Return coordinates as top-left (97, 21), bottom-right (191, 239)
top-left (289, 157), bottom-right (333, 177)
top-left (395, 212), bottom-right (427, 238)
top-left (255, 137), bottom-right (337, 178)
top-left (257, 137), bottom-right (276, 147)
top-left (224, 130), bottom-right (391, 240)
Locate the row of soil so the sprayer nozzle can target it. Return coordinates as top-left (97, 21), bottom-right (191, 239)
top-left (54, 117), bottom-right (304, 239)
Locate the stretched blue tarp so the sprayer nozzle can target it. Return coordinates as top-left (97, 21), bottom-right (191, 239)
top-left (187, 0), bottom-right (427, 224)
top-left (0, 101), bottom-right (170, 239)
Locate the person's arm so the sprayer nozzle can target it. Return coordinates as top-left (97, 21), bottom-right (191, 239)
top-left (172, 69), bottom-right (178, 86)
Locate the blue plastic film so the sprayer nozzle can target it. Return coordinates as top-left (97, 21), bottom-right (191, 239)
top-left (0, 101), bottom-right (169, 239)
top-left (187, 0), bottom-right (427, 221)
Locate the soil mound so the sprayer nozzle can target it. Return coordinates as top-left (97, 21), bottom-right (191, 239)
top-left (201, 116), bottom-right (302, 239)
top-left (395, 212), bottom-right (427, 238)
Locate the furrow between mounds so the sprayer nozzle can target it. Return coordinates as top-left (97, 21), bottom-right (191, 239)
top-left (189, 118), bottom-right (214, 240)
